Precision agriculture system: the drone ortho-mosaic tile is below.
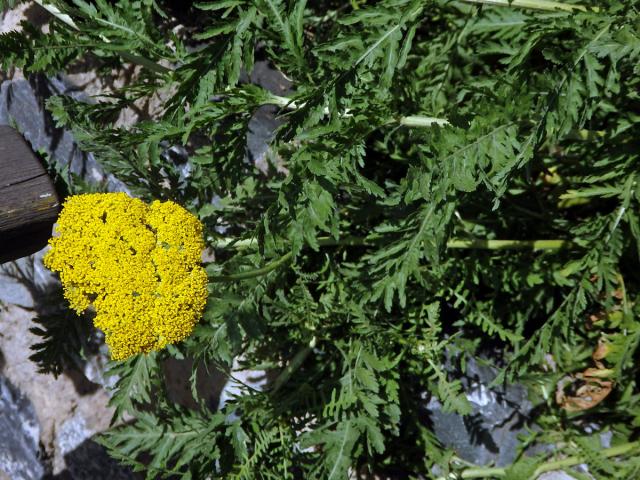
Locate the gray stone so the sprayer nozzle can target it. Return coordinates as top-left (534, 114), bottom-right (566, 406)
top-left (59, 439), bottom-right (139, 480)
top-left (247, 105), bottom-right (281, 173)
top-left (0, 248), bottom-right (58, 309)
top-left (56, 414), bottom-right (93, 459)
top-left (218, 358), bottom-right (271, 412)
top-left (245, 61), bottom-right (292, 174)
top-left (0, 376), bottom-right (44, 480)
top-left (426, 357), bottom-right (531, 467)
top-left (0, 76), bottom-right (127, 192)
top-left (248, 60), bottom-right (293, 96)
top-left (55, 413), bottom-right (139, 480)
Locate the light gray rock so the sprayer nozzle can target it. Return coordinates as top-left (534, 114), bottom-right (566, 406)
top-left (0, 304), bottom-right (131, 476)
top-left (245, 61), bottom-right (292, 174)
top-left (55, 413), bottom-right (139, 480)
top-left (0, 376), bottom-right (44, 480)
top-left (0, 248), bottom-right (58, 309)
top-left (56, 414), bottom-right (93, 459)
top-left (218, 358), bottom-right (271, 412)
top-left (247, 105), bottom-right (281, 173)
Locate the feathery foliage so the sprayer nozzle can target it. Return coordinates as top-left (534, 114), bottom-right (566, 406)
top-left (4, 0), bottom-right (640, 477)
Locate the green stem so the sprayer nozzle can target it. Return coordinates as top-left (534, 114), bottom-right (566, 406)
top-left (459, 0), bottom-right (594, 12)
top-left (271, 340), bottom-right (315, 393)
top-left (446, 239), bottom-right (570, 250)
top-left (399, 115), bottom-right (451, 128)
top-left (207, 237), bottom-right (569, 282)
top-left (208, 251), bottom-right (293, 282)
top-left (212, 237), bottom-right (570, 252)
top-left (436, 441), bottom-right (640, 479)
top-left (266, 94), bottom-right (450, 128)
top-left (269, 94), bottom-right (605, 134)
top-left (212, 236), bottom-right (370, 251)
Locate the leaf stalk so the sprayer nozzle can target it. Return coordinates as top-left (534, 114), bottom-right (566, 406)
top-left (208, 251), bottom-right (293, 282)
top-left (212, 236), bottom-right (570, 252)
top-left (207, 237), bottom-right (570, 282)
top-left (459, 0), bottom-right (594, 12)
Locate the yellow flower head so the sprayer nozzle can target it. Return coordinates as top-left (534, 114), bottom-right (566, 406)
top-left (44, 192), bottom-right (208, 361)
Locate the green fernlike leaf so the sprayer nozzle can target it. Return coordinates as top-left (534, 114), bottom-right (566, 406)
top-left (99, 408), bottom-right (226, 479)
top-left (106, 352), bottom-right (160, 422)
top-left (5, 0), bottom-right (640, 478)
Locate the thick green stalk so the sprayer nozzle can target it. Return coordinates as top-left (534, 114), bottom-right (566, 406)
top-left (207, 237), bottom-right (569, 282)
top-left (435, 441), bottom-right (640, 479)
top-left (208, 251), bottom-right (293, 282)
top-left (211, 236), bottom-right (370, 251)
top-left (212, 236), bottom-right (570, 252)
top-left (446, 239), bottom-right (570, 250)
top-left (399, 115), bottom-right (451, 128)
top-left (266, 94), bottom-right (450, 128)
top-left (266, 98), bottom-right (601, 133)
top-left (460, 0), bottom-right (593, 12)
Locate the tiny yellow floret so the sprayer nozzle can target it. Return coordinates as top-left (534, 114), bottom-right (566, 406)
top-left (44, 192), bottom-right (208, 361)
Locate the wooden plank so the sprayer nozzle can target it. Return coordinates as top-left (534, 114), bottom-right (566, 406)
top-left (0, 125), bottom-right (60, 264)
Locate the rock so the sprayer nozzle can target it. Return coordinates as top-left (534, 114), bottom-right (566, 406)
top-left (245, 61), bottom-right (292, 174)
top-left (426, 357), bottom-right (531, 467)
top-left (0, 305), bottom-right (121, 475)
top-left (0, 76), bottom-right (127, 192)
top-left (162, 356), bottom-right (227, 411)
top-left (56, 414), bottom-right (138, 480)
top-left (56, 414), bottom-right (93, 460)
top-left (0, 2), bottom-right (49, 38)
top-left (60, 438), bottom-right (139, 480)
top-left (248, 60), bottom-right (293, 96)
top-left (0, 376), bottom-right (44, 480)
top-left (247, 105), bottom-right (282, 173)
top-left (218, 358), bottom-right (271, 412)
top-left (0, 248), bottom-right (58, 308)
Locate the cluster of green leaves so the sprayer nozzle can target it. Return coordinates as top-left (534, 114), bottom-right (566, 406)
top-left (3, 0), bottom-right (640, 478)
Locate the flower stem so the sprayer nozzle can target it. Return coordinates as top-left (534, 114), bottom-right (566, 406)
top-left (212, 236), bottom-right (570, 252)
top-left (399, 115), bottom-right (451, 128)
top-left (459, 0), bottom-right (594, 12)
top-left (446, 239), bottom-right (570, 250)
top-left (266, 94), bottom-right (450, 128)
top-left (211, 236), bottom-right (371, 251)
top-left (208, 251), bottom-right (293, 282)
top-left (207, 237), bottom-right (569, 282)
top-left (435, 441), bottom-right (640, 479)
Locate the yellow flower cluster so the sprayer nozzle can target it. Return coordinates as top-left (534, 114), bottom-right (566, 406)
top-left (44, 193), bottom-right (208, 361)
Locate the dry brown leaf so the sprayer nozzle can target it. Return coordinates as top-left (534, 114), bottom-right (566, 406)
top-left (592, 338), bottom-right (610, 362)
top-left (556, 369), bottom-right (613, 412)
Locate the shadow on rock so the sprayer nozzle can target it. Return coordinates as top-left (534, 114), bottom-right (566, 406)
top-left (0, 251), bottom-right (105, 396)
top-left (163, 356), bottom-right (228, 411)
top-left (425, 356), bottom-right (532, 467)
top-left (44, 438), bottom-right (140, 480)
